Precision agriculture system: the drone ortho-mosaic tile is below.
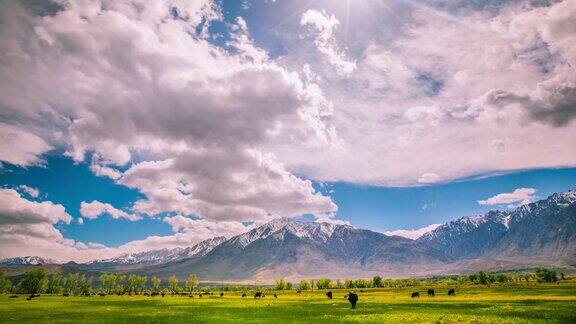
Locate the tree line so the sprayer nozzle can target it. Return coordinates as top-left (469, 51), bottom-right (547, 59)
top-left (0, 267), bottom-right (565, 295)
top-left (274, 268), bottom-right (565, 291)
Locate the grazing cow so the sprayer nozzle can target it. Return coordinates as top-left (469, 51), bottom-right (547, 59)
top-left (63, 293), bottom-right (69, 297)
top-left (274, 294), bottom-right (278, 298)
top-left (220, 292), bottom-right (224, 297)
top-left (242, 293), bottom-right (246, 298)
top-left (427, 289), bottom-right (435, 297)
top-left (448, 289), bottom-right (456, 296)
top-left (98, 293), bottom-right (106, 297)
top-left (199, 293), bottom-right (203, 298)
top-left (296, 290), bottom-right (301, 294)
top-left (411, 292), bottom-right (420, 298)
top-left (326, 291), bottom-right (333, 299)
top-left (161, 292), bottom-right (165, 297)
top-left (262, 294), bottom-right (266, 298)
top-left (189, 294), bottom-right (194, 298)
top-left (254, 292), bottom-right (262, 298)
top-left (144, 292), bottom-right (149, 296)
top-left (348, 292), bottom-right (358, 309)
top-left (27, 294), bottom-right (37, 301)
top-left (151, 292), bottom-right (159, 297)
top-left (210, 292), bottom-right (214, 296)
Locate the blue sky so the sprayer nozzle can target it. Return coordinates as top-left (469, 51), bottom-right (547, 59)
top-left (1, 0), bottom-right (575, 261)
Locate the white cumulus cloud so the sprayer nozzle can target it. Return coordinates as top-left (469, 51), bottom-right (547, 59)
top-left (478, 188), bottom-right (538, 206)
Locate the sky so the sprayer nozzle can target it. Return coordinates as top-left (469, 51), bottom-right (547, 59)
top-left (0, 0), bottom-right (575, 262)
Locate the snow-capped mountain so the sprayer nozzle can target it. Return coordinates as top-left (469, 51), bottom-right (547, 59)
top-left (3, 190), bottom-right (574, 281)
top-left (229, 218), bottom-right (343, 248)
top-left (141, 218), bottom-right (450, 280)
top-left (418, 190), bottom-right (576, 260)
top-left (91, 236), bottom-right (226, 266)
top-left (0, 256), bottom-right (58, 266)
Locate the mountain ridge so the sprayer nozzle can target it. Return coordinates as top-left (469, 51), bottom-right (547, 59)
top-left (2, 190), bottom-right (575, 281)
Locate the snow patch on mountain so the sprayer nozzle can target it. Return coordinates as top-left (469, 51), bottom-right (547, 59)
top-left (91, 236), bottom-right (227, 265)
top-left (231, 218), bottom-right (352, 248)
top-left (0, 256), bottom-right (58, 265)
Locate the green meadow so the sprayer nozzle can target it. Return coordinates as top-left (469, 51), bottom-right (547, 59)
top-left (1, 283), bottom-right (575, 323)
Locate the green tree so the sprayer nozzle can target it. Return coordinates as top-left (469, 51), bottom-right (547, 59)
top-left (168, 275), bottom-right (179, 294)
top-left (46, 274), bottom-right (63, 294)
top-left (80, 276), bottom-right (92, 295)
top-left (115, 274), bottom-right (126, 293)
top-left (299, 279), bottom-right (310, 290)
top-left (19, 268), bottom-right (48, 296)
top-left (285, 282), bottom-right (293, 290)
top-left (138, 276), bottom-right (148, 293)
top-left (495, 274), bottom-right (508, 283)
top-left (152, 276), bottom-right (162, 293)
top-left (354, 279), bottom-right (371, 288)
top-left (99, 273), bottom-right (117, 294)
top-left (372, 276), bottom-right (383, 288)
top-left (0, 270), bottom-right (12, 294)
top-left (275, 278), bottom-right (286, 291)
top-left (477, 271), bottom-right (490, 285)
top-left (344, 279), bottom-right (355, 289)
top-left (316, 278), bottom-right (332, 289)
top-left (535, 268), bottom-right (558, 283)
top-left (127, 274), bottom-right (139, 294)
top-left (185, 274), bottom-right (198, 293)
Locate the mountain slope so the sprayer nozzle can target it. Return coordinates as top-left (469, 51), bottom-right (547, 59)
top-left (89, 236), bottom-right (227, 269)
top-left (141, 218), bottom-right (450, 281)
top-left (418, 190), bottom-right (576, 260)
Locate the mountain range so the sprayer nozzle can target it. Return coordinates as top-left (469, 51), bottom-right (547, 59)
top-left (2, 190), bottom-right (575, 281)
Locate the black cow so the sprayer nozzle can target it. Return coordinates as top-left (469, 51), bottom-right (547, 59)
top-left (347, 292), bottom-right (358, 309)
top-left (427, 289), bottom-right (435, 297)
top-left (161, 292), bottom-right (165, 297)
top-left (26, 294), bottom-right (39, 301)
top-left (296, 290), bottom-right (301, 294)
top-left (448, 289), bottom-right (456, 296)
top-left (326, 291), bottom-right (333, 299)
top-left (220, 292), bottom-right (224, 297)
top-left (199, 293), bottom-right (203, 298)
top-left (98, 293), bottom-right (106, 297)
top-left (254, 292), bottom-right (262, 298)
top-left (151, 292), bottom-right (159, 297)
top-left (242, 293), bottom-right (246, 298)
top-left (274, 294), bottom-right (278, 298)
top-left (63, 293), bottom-right (70, 297)
top-left (411, 292), bottom-right (420, 298)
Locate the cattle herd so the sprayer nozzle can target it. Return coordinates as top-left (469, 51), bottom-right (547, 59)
top-left (411, 289), bottom-right (456, 298)
top-left (15, 287), bottom-right (457, 310)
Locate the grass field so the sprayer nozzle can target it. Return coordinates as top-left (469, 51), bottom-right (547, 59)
top-left (1, 283), bottom-right (575, 323)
